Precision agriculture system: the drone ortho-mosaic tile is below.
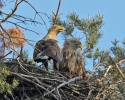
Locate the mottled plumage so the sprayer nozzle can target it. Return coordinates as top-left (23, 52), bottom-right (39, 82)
top-left (59, 38), bottom-right (85, 78)
top-left (33, 25), bottom-right (64, 71)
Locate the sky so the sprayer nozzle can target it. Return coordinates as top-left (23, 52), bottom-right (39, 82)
top-left (2, 0), bottom-right (125, 70)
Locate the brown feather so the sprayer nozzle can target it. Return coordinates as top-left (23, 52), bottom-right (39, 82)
top-left (33, 25), bottom-right (64, 71)
top-left (59, 38), bottom-right (85, 78)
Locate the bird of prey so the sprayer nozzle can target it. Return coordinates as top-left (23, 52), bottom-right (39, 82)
top-left (33, 25), bottom-right (65, 71)
top-left (59, 38), bottom-right (85, 78)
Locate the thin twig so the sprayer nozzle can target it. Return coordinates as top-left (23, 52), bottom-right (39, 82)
top-left (11, 72), bottom-right (60, 100)
top-left (0, 0), bottom-right (23, 24)
top-left (0, 51), bottom-right (12, 59)
top-left (44, 77), bottom-right (81, 96)
top-left (24, 0), bottom-right (48, 30)
top-left (53, 0), bottom-right (62, 25)
top-left (17, 59), bottom-right (43, 76)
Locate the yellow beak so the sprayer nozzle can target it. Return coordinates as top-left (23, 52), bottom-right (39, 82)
top-left (58, 26), bottom-right (65, 32)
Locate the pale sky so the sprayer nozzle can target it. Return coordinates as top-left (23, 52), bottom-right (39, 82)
top-left (2, 0), bottom-right (125, 70)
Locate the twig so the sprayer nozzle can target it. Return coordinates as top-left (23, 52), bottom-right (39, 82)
top-left (91, 63), bottom-right (105, 73)
top-left (44, 76), bottom-right (81, 96)
top-left (109, 56), bottom-right (125, 80)
top-left (17, 59), bottom-right (43, 76)
top-left (11, 72), bottom-right (60, 100)
top-left (85, 89), bottom-right (93, 100)
top-left (0, 51), bottom-right (12, 59)
top-left (0, 0), bottom-right (23, 24)
top-left (0, 24), bottom-right (15, 51)
top-left (24, 0), bottom-right (48, 30)
top-left (6, 20), bottom-right (41, 35)
top-left (56, 88), bottom-right (62, 100)
top-left (53, 0), bottom-right (62, 25)
top-left (104, 65), bottom-right (112, 77)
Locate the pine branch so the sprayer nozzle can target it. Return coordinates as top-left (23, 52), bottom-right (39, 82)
top-left (109, 56), bottom-right (125, 79)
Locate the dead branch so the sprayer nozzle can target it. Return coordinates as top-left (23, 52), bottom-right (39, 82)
top-left (44, 76), bottom-right (81, 97)
top-left (24, 0), bottom-right (48, 30)
top-left (0, 0), bottom-right (23, 24)
top-left (109, 56), bottom-right (125, 79)
top-left (53, 0), bottom-right (62, 25)
top-left (0, 51), bottom-right (12, 59)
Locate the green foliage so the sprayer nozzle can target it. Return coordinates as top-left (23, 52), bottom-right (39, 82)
top-left (22, 50), bottom-right (36, 65)
top-left (68, 13), bottom-right (103, 50)
top-left (14, 50), bottom-right (36, 65)
top-left (52, 12), bottom-right (103, 59)
top-left (0, 65), bottom-right (19, 94)
top-left (117, 82), bottom-right (125, 95)
top-left (93, 39), bottom-right (125, 65)
top-left (111, 39), bottom-right (125, 62)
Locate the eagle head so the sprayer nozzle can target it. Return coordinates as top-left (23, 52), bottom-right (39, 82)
top-left (64, 38), bottom-right (82, 50)
top-left (48, 25), bottom-right (65, 34)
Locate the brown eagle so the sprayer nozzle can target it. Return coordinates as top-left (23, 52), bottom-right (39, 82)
top-left (59, 38), bottom-right (85, 78)
top-left (33, 25), bottom-right (65, 71)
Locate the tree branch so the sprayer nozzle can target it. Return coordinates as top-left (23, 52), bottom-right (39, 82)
top-left (0, 0), bottom-right (23, 24)
top-left (53, 0), bottom-right (62, 25)
top-left (109, 56), bottom-right (125, 79)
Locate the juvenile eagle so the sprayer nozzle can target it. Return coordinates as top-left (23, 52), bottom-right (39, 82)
top-left (33, 25), bottom-right (64, 71)
top-left (59, 38), bottom-right (85, 78)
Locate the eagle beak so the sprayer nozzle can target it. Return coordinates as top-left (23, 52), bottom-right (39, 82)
top-left (58, 26), bottom-right (65, 32)
top-left (75, 41), bottom-right (82, 48)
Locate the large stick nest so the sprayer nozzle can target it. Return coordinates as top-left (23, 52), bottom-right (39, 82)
top-left (0, 59), bottom-right (89, 100)
top-left (0, 58), bottom-right (125, 100)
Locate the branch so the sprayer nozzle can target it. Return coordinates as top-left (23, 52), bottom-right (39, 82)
top-left (109, 56), bottom-right (125, 79)
top-left (0, 51), bottom-right (12, 59)
top-left (44, 76), bottom-right (81, 96)
top-left (53, 0), bottom-right (62, 25)
top-left (11, 72), bottom-right (60, 100)
top-left (5, 20), bottom-right (41, 35)
top-left (24, 0), bottom-right (48, 30)
top-left (104, 65), bottom-right (112, 77)
top-left (0, 0), bottom-right (23, 24)
top-left (17, 59), bottom-right (43, 76)
top-left (0, 24), bottom-right (15, 50)
top-left (91, 63), bottom-right (106, 73)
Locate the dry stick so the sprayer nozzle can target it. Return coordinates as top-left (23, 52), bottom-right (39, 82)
top-left (44, 76), bottom-right (81, 97)
top-left (104, 65), bottom-right (112, 77)
top-left (91, 63), bottom-right (105, 73)
top-left (53, 0), bottom-right (62, 25)
top-left (6, 20), bottom-right (41, 35)
top-left (17, 59), bottom-right (43, 76)
top-left (25, 0), bottom-right (48, 30)
top-left (109, 56), bottom-right (125, 79)
top-left (0, 0), bottom-right (23, 24)
top-left (11, 72), bottom-right (60, 100)
top-left (16, 73), bottom-right (51, 89)
top-left (0, 51), bottom-right (12, 59)
top-left (0, 31), bottom-right (6, 56)
top-left (85, 89), bottom-right (93, 100)
top-left (55, 88), bottom-right (62, 100)
top-left (19, 45), bottom-right (23, 61)
top-left (4, 60), bottom-right (53, 75)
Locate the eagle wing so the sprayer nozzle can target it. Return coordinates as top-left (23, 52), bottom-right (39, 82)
top-left (59, 50), bottom-right (85, 78)
top-left (33, 39), bottom-right (62, 62)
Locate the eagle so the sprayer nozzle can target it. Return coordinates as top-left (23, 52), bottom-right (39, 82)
top-left (59, 38), bottom-right (85, 78)
top-left (33, 25), bottom-right (65, 71)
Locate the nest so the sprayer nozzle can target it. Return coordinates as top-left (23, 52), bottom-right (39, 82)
top-left (0, 58), bottom-right (124, 100)
top-left (0, 59), bottom-right (89, 100)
